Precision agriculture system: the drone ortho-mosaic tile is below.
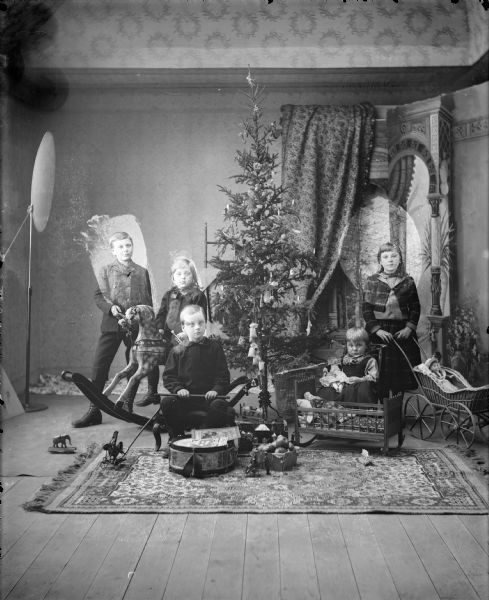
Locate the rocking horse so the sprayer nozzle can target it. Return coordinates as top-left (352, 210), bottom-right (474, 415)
top-left (103, 305), bottom-right (168, 413)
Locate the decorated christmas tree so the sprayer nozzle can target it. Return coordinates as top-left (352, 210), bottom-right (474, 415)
top-left (210, 70), bottom-right (319, 394)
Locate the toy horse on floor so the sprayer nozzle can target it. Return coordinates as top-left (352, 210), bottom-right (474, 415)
top-left (103, 305), bottom-right (168, 413)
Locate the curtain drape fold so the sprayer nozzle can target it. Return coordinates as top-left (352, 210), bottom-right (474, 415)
top-left (281, 103), bottom-right (376, 330)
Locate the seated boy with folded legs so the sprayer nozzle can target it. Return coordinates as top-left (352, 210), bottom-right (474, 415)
top-left (158, 304), bottom-right (235, 457)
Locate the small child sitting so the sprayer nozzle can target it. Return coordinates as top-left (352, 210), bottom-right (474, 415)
top-left (296, 327), bottom-right (378, 427)
top-left (317, 326), bottom-right (379, 404)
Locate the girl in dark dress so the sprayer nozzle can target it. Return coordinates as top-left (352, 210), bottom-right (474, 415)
top-left (362, 242), bottom-right (421, 394)
top-left (155, 255), bottom-right (208, 344)
top-left (136, 255), bottom-right (208, 407)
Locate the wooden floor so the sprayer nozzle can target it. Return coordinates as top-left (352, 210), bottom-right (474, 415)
top-left (2, 394), bottom-right (488, 600)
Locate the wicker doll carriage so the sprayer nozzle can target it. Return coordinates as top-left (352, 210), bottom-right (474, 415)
top-left (273, 345), bottom-right (405, 454)
top-left (403, 361), bottom-right (489, 449)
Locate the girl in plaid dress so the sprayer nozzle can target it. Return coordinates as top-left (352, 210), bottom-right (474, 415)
top-left (362, 242), bottom-right (421, 394)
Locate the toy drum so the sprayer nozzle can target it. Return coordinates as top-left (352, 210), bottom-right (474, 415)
top-left (169, 437), bottom-right (237, 477)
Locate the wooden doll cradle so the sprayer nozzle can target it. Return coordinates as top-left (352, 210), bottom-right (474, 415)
top-left (274, 346), bottom-right (404, 453)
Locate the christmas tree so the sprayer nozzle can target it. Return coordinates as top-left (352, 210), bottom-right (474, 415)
top-left (210, 70), bottom-right (319, 385)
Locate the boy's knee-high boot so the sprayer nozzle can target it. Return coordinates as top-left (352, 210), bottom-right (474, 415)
top-left (135, 366), bottom-right (160, 407)
top-left (72, 402), bottom-right (102, 428)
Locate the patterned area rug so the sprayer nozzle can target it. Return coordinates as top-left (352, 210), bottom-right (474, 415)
top-left (26, 447), bottom-right (488, 514)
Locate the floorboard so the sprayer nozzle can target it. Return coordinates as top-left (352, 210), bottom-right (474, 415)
top-left (5, 514), bottom-right (98, 600)
top-left (429, 515), bottom-right (489, 599)
top-left (1, 477), bottom-right (52, 556)
top-left (43, 514), bottom-right (128, 600)
top-left (242, 514), bottom-right (280, 600)
top-left (1, 478), bottom-right (20, 494)
top-left (399, 514), bottom-right (481, 600)
top-left (278, 513), bottom-right (320, 600)
top-left (1, 512), bottom-right (67, 598)
top-left (308, 514), bottom-right (361, 600)
top-left (339, 514), bottom-right (400, 600)
top-left (123, 514), bottom-right (188, 600)
top-left (457, 514), bottom-right (489, 552)
top-left (162, 513), bottom-right (217, 600)
top-left (369, 514), bottom-right (440, 600)
top-left (202, 513), bottom-right (247, 600)
top-left (83, 514), bottom-right (157, 600)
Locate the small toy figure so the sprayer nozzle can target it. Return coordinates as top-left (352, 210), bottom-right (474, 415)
top-left (245, 447), bottom-right (271, 476)
top-left (319, 361), bottom-right (348, 393)
top-left (52, 434), bottom-right (71, 448)
top-left (48, 434), bottom-right (76, 453)
top-left (103, 431), bottom-right (125, 465)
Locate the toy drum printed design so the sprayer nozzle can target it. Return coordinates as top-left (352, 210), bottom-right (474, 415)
top-left (169, 437), bottom-right (237, 477)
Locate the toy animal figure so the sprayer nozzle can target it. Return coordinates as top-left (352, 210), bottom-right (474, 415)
top-left (103, 431), bottom-right (125, 465)
top-left (52, 434), bottom-right (71, 448)
top-left (103, 305), bottom-right (168, 412)
top-left (245, 447), bottom-right (271, 477)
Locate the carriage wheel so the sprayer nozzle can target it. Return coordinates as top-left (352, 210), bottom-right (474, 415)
top-left (477, 412), bottom-right (489, 444)
top-left (403, 393), bottom-right (436, 439)
top-left (440, 402), bottom-right (477, 449)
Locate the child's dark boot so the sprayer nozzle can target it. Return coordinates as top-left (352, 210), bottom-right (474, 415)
top-left (72, 403), bottom-right (102, 428)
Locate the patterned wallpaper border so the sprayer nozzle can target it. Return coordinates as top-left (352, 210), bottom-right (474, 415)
top-left (453, 116), bottom-right (489, 141)
top-left (25, 0), bottom-right (489, 70)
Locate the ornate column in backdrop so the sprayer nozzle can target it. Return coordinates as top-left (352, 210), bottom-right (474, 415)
top-left (387, 96), bottom-right (453, 360)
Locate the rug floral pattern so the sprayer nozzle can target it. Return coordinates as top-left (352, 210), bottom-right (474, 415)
top-left (43, 448), bottom-right (488, 514)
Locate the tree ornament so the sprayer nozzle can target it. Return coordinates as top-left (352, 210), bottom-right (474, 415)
top-left (249, 322), bottom-right (258, 342)
top-left (248, 343), bottom-right (257, 358)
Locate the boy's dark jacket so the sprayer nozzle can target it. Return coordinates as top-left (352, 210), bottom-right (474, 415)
top-left (163, 337), bottom-right (230, 395)
top-left (94, 259), bottom-right (153, 332)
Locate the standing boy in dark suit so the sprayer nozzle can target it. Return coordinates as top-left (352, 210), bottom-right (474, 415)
top-left (72, 231), bottom-right (158, 427)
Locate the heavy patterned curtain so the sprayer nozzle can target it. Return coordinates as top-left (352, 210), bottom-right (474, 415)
top-left (280, 103), bottom-right (376, 331)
